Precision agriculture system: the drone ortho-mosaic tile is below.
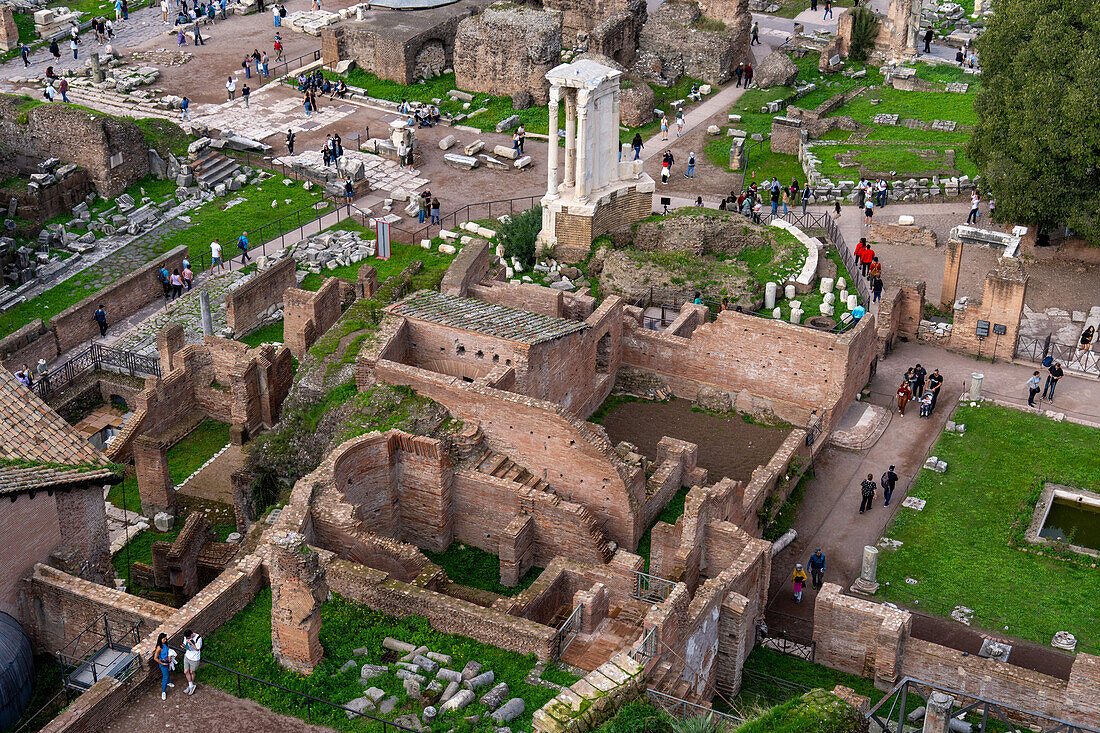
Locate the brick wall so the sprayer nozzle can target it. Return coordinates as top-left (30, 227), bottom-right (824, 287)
top-left (554, 185), bottom-right (652, 264)
top-left (22, 564), bottom-right (173, 654)
top-left (0, 95), bottom-right (149, 198)
top-left (0, 493), bottom-right (63, 617)
top-left (876, 280), bottom-right (925, 357)
top-left (284, 278), bottom-right (343, 358)
top-left (0, 319), bottom-right (59, 372)
top-left (948, 258), bottom-right (1028, 361)
top-left (225, 257), bottom-right (298, 336)
top-left (770, 116), bottom-right (803, 155)
top-left (467, 281), bottom-right (566, 318)
top-left (52, 245), bottom-right (188, 354)
top-left (133, 435), bottom-right (174, 516)
top-left (621, 309), bottom-right (877, 432)
top-left (440, 238), bottom-right (493, 297)
top-left (325, 556), bottom-right (558, 659)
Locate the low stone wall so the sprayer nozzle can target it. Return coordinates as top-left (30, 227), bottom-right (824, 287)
top-left (52, 245), bottom-right (188, 355)
top-left (0, 318), bottom-right (59, 372)
top-left (875, 280), bottom-right (924, 357)
top-left (533, 652), bottom-right (645, 733)
top-left (871, 221), bottom-right (938, 248)
top-left (325, 556), bottom-right (558, 660)
top-left (225, 257), bottom-right (297, 336)
top-left (440, 237), bottom-right (493, 298)
top-left (284, 278), bottom-right (343, 357)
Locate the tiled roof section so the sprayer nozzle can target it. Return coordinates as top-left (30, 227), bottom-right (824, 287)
top-left (0, 368), bottom-right (114, 496)
top-left (389, 291), bottom-right (589, 345)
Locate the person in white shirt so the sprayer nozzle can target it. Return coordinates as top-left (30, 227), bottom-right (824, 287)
top-left (210, 239), bottom-right (223, 271)
top-left (182, 629), bottom-right (202, 695)
top-left (225, 76), bottom-right (236, 101)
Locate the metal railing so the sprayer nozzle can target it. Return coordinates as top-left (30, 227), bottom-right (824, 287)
top-left (33, 343), bottom-right (161, 399)
top-left (56, 614), bottom-right (142, 690)
top-left (1016, 333), bottom-right (1100, 377)
top-left (271, 49), bottom-right (322, 81)
top-left (630, 626), bottom-right (659, 663)
top-left (630, 570), bottom-right (676, 603)
top-left (868, 677), bottom-right (1100, 733)
top-left (736, 668), bottom-right (812, 706)
top-left (758, 210), bottom-right (871, 306)
top-left (754, 619), bottom-right (816, 662)
top-left (173, 649), bottom-right (418, 731)
top-left (646, 689), bottom-right (742, 725)
top-left (553, 603), bottom-right (584, 660)
top-left (804, 412), bottom-right (824, 447)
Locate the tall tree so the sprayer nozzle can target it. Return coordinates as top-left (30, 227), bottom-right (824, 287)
top-left (968, 0), bottom-right (1100, 243)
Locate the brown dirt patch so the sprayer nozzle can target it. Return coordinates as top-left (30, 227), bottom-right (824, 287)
top-left (599, 398), bottom-right (792, 483)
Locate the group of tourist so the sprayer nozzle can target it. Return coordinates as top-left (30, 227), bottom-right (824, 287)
top-left (857, 464), bottom-right (901, 517)
top-left (11, 360), bottom-right (48, 390)
top-left (894, 363), bottom-right (944, 417)
top-left (853, 237), bottom-right (884, 303)
top-left (154, 630), bottom-right (203, 700)
top-left (321, 132), bottom-right (345, 166)
top-left (415, 191), bottom-right (441, 225)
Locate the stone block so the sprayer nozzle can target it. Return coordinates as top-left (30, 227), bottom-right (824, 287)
top-left (493, 145), bottom-right (519, 160)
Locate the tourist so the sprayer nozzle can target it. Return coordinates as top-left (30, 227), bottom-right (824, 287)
top-left (274, 34), bottom-right (283, 62)
top-left (695, 196), bottom-right (703, 207)
top-left (859, 242), bottom-right (874, 276)
top-left (303, 91), bottom-right (312, 116)
top-left (868, 256), bottom-right (881, 282)
top-left (967, 191), bottom-right (980, 224)
top-left (631, 132), bottom-right (643, 160)
top-left (895, 379), bottom-right (911, 415)
top-left (49, 39), bottom-right (60, 61)
top-left (1078, 325), bottom-right (1095, 354)
top-left (852, 303), bottom-right (866, 320)
top-left (14, 366), bottom-right (31, 388)
top-left (162, 0), bottom-right (170, 22)
top-left (744, 63), bottom-right (753, 87)
top-left (333, 133), bottom-right (343, 160)
top-left (170, 268), bottom-right (184, 299)
top-left (517, 125), bottom-right (526, 154)
top-left (808, 549), bottom-right (826, 590)
top-left (35, 359), bottom-right (48, 383)
top-left (177, 27), bottom-right (187, 46)
top-left (923, 27), bottom-right (933, 53)
top-left (919, 391), bottom-right (933, 417)
top-left (791, 564), bottom-right (807, 603)
top-left (181, 629), bottom-right (202, 695)
top-left (906, 366), bottom-right (920, 398)
top-left (859, 473), bottom-right (876, 514)
top-left (927, 369), bottom-right (943, 411)
top-left (801, 183), bottom-right (811, 215)
top-left (273, 3), bottom-right (281, 25)
top-left (206, 2), bottom-right (215, 22)
top-left (855, 237), bottom-right (865, 263)
top-left (988, 196), bottom-right (996, 222)
top-left (430, 195), bottom-right (440, 225)
top-left (876, 179), bottom-right (888, 207)
top-left (237, 232), bottom-right (251, 263)
top-left (226, 76), bottom-right (236, 101)
top-left (252, 48), bottom-right (262, 76)
top-left (810, 0), bottom-right (817, 10)
top-left (262, 52), bottom-right (270, 78)
top-left (242, 55), bottom-right (251, 79)
top-left (193, 21), bottom-right (204, 45)
top-left (856, 178), bottom-right (867, 208)
top-left (94, 305), bottom-right (108, 336)
top-left (121, 0), bottom-right (128, 20)
top-left (872, 276), bottom-right (883, 302)
top-left (750, 21), bottom-right (759, 45)
top-left (20, 42), bottom-right (29, 67)
top-left (660, 115), bottom-right (669, 141)
top-left (154, 633), bottom-right (173, 700)
top-left (685, 151), bottom-right (695, 179)
top-left (881, 466), bottom-right (899, 507)
top-left (57, 78), bottom-right (70, 103)
top-left (693, 292), bottom-right (703, 305)
top-left (823, 0), bottom-right (832, 20)
top-left (286, 129), bottom-right (295, 154)
top-left (180, 95), bottom-right (190, 121)
top-left (1044, 361), bottom-right (1063, 402)
top-left (833, 199), bottom-right (841, 218)
top-left (781, 185), bottom-right (791, 215)
top-left (70, 37), bottom-right (79, 60)
top-left (210, 238), bottom-right (223, 271)
top-left (735, 62), bottom-right (744, 88)
top-left (417, 192), bottom-right (428, 223)
top-left (956, 48), bottom-right (965, 66)
top-left (242, 83), bottom-right (250, 108)
top-left (182, 263), bottom-right (193, 291)
top-left (676, 112), bottom-right (684, 138)
top-left (1026, 370), bottom-right (1041, 407)
top-left (863, 198), bottom-right (874, 228)
top-left (158, 266), bottom-right (172, 300)
top-left (912, 363), bottom-right (926, 397)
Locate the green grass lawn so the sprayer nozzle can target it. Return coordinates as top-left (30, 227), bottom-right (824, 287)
top-left (199, 588), bottom-right (576, 732)
top-left (812, 142), bottom-right (978, 180)
top-left (107, 420), bottom-right (231, 514)
top-left (0, 177), bottom-right (324, 338)
top-left (423, 543), bottom-right (542, 596)
top-left (877, 404), bottom-right (1100, 653)
top-left (238, 320), bottom-right (285, 347)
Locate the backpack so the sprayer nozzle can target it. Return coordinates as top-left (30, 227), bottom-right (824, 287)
top-left (881, 471), bottom-right (890, 488)
top-left (1042, 356), bottom-right (1053, 368)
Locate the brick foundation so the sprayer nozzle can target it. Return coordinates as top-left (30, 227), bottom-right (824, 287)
top-left (225, 257), bottom-right (297, 337)
top-left (133, 435), bottom-right (174, 516)
top-left (284, 278), bottom-right (343, 358)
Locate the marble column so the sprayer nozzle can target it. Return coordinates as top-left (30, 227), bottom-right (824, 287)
top-left (564, 91), bottom-right (576, 189)
top-left (851, 545), bottom-right (879, 594)
top-left (611, 88), bottom-right (621, 181)
top-left (546, 88), bottom-right (560, 199)
top-left (575, 93), bottom-right (589, 202)
top-left (922, 691), bottom-right (955, 733)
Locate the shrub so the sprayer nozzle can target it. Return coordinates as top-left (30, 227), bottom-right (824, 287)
top-left (498, 206), bottom-right (542, 268)
top-left (847, 7), bottom-right (880, 64)
top-left (595, 701), bottom-right (671, 733)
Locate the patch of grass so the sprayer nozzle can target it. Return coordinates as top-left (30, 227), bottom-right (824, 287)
top-left (133, 118), bottom-right (191, 158)
top-left (423, 543), bottom-right (542, 596)
top-left (106, 420), bottom-right (230, 514)
top-left (238, 319), bottom-right (285, 347)
top-left (8, 654), bottom-right (65, 733)
top-left (877, 404), bottom-right (1100, 653)
top-left (541, 663), bottom-right (579, 688)
top-left (760, 470), bottom-right (813, 542)
top-left (200, 588), bottom-right (573, 732)
top-left (619, 76), bottom-right (706, 145)
top-left (813, 143), bottom-right (975, 180)
top-left (299, 237), bottom-right (454, 293)
top-left (589, 394), bottom-right (667, 425)
top-left (594, 700), bottom-right (669, 733)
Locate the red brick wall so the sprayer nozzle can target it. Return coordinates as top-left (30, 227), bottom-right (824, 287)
top-left (226, 257), bottom-right (298, 336)
top-left (441, 238), bottom-right (494, 297)
top-left (621, 309), bottom-right (877, 431)
top-left (52, 246), bottom-right (188, 354)
top-left (467, 281), bottom-right (566, 318)
top-left (0, 493), bottom-right (62, 617)
top-left (0, 319), bottom-right (60, 371)
top-left (284, 278), bottom-right (343, 358)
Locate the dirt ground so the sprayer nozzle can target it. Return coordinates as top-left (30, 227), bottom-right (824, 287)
top-left (103, 683), bottom-right (337, 733)
top-left (599, 398), bottom-right (792, 483)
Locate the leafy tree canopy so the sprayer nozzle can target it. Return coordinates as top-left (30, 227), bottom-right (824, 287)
top-left (968, 0), bottom-right (1100, 243)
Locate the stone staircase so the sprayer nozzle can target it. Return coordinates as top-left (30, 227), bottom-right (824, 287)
top-left (473, 449), bottom-right (553, 493)
top-left (62, 85), bottom-right (178, 122)
top-left (190, 148), bottom-right (242, 191)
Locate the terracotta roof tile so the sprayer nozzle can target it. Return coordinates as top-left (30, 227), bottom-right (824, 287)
top-left (388, 291), bottom-right (588, 345)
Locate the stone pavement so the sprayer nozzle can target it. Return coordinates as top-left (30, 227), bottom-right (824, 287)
top-left (767, 339), bottom-right (1100, 630)
top-left (194, 84), bottom-right (361, 143)
top-left (274, 148), bottom-right (429, 195)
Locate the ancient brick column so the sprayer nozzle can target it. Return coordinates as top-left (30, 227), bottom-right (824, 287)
top-left (940, 238), bottom-right (963, 310)
top-left (0, 7), bottom-right (18, 52)
top-left (270, 534), bottom-right (328, 674)
top-left (357, 265), bottom-right (378, 299)
top-left (133, 435), bottom-right (175, 516)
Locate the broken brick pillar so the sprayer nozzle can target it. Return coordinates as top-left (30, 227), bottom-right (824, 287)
top-left (574, 582), bottom-right (610, 633)
top-left (133, 434), bottom-right (175, 517)
top-left (0, 7), bottom-right (17, 52)
top-left (271, 533), bottom-right (328, 674)
top-left (357, 264), bottom-right (378, 299)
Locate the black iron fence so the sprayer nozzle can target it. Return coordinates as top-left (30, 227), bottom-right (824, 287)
top-left (1015, 333), bottom-right (1100, 377)
top-left (630, 569), bottom-right (676, 603)
top-left (553, 603), bottom-right (584, 660)
top-left (868, 677), bottom-right (1100, 733)
top-left (737, 668), bottom-right (812, 706)
top-left (754, 619), bottom-right (816, 662)
top-left (34, 343), bottom-right (161, 400)
top-left (176, 649), bottom-right (418, 731)
top-left (270, 49), bottom-right (323, 81)
top-left (56, 614), bottom-right (141, 690)
top-left (645, 688), bottom-right (742, 725)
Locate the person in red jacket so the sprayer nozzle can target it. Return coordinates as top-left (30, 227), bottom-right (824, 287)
top-left (860, 244), bottom-right (875, 277)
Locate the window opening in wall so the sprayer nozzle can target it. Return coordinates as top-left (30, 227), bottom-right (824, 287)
top-left (476, 350), bottom-right (484, 359)
top-left (595, 332), bottom-right (612, 374)
top-left (492, 354), bottom-right (499, 363)
top-left (462, 376), bottom-right (474, 383)
top-left (457, 345), bottom-right (466, 355)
